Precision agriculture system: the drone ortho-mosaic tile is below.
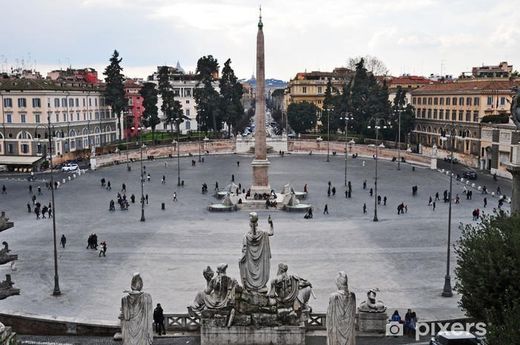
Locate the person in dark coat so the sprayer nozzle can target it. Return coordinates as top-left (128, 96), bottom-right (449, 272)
top-left (153, 303), bottom-right (166, 335)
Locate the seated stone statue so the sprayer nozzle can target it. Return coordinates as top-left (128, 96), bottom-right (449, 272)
top-left (204, 263), bottom-right (238, 310)
top-left (358, 288), bottom-right (387, 313)
top-left (0, 274), bottom-right (20, 300)
top-left (267, 263), bottom-right (313, 318)
top-left (188, 266), bottom-right (214, 316)
top-left (0, 212), bottom-right (13, 232)
top-left (0, 242), bottom-right (9, 256)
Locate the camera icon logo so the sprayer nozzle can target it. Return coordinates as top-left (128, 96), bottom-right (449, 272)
top-left (385, 321), bottom-right (404, 336)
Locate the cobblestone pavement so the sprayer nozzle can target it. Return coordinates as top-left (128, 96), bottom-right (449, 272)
top-left (0, 153), bottom-right (511, 323)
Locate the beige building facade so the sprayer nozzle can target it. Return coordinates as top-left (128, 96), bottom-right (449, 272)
top-left (0, 78), bottom-right (117, 167)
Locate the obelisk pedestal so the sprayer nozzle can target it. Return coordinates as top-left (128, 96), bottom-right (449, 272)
top-left (250, 10), bottom-right (271, 195)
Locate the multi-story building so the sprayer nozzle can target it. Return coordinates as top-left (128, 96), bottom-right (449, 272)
top-left (471, 61), bottom-right (513, 78)
top-left (411, 79), bottom-right (519, 157)
top-left (148, 65), bottom-right (208, 134)
top-left (388, 75), bottom-right (435, 105)
top-left (283, 68), bottom-right (353, 111)
top-left (124, 79), bottom-right (144, 138)
top-left (480, 123), bottom-right (520, 175)
top-left (47, 68), bottom-right (100, 84)
top-left (0, 77), bottom-right (117, 168)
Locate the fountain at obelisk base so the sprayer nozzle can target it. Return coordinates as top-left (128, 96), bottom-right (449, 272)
top-left (208, 10), bottom-right (310, 212)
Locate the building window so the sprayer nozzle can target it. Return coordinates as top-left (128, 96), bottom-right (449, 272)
top-left (318, 87), bottom-right (322, 94)
top-left (417, 98), bottom-right (421, 105)
top-left (487, 96), bottom-right (493, 106)
top-left (95, 98), bottom-right (98, 106)
top-left (100, 98), bottom-right (105, 106)
top-left (20, 114), bottom-right (26, 123)
top-left (452, 97), bottom-right (457, 106)
top-left (47, 98), bottom-right (51, 107)
top-left (68, 98), bottom-right (74, 107)
top-left (473, 111), bottom-right (479, 122)
top-left (452, 110), bottom-right (456, 121)
top-left (56, 113), bottom-right (59, 122)
top-left (500, 97), bottom-right (506, 105)
top-left (466, 97), bottom-right (472, 106)
top-left (3, 98), bottom-right (12, 107)
top-left (7, 144), bottom-right (13, 153)
top-left (21, 144), bottom-right (29, 154)
top-left (474, 97), bottom-right (479, 106)
top-left (185, 109), bottom-right (190, 117)
top-left (6, 114), bottom-right (12, 123)
top-left (186, 100), bottom-right (190, 104)
top-left (35, 113), bottom-right (41, 123)
top-left (75, 98), bottom-right (79, 107)
top-left (465, 110), bottom-right (471, 122)
top-left (458, 110), bottom-right (463, 121)
top-left (439, 98), bottom-right (444, 105)
top-left (422, 97), bottom-right (427, 105)
top-left (185, 89), bottom-right (191, 97)
top-left (61, 98), bottom-right (66, 107)
top-left (32, 98), bottom-right (41, 108)
top-left (459, 97), bottom-right (464, 106)
top-left (18, 98), bottom-right (27, 107)
top-left (83, 98), bottom-right (86, 107)
top-left (446, 97), bottom-right (451, 106)
top-left (433, 109), bottom-right (437, 119)
top-left (439, 109), bottom-right (444, 120)
top-left (434, 97), bottom-right (438, 105)
top-left (54, 98), bottom-right (60, 107)
top-left (422, 109), bottom-right (426, 118)
top-left (427, 109), bottom-right (432, 119)
top-left (185, 120), bottom-right (191, 130)
top-left (412, 97), bottom-right (417, 105)
top-left (302, 87), bottom-right (307, 94)
top-left (88, 98), bottom-right (92, 107)
top-left (428, 97), bottom-right (432, 105)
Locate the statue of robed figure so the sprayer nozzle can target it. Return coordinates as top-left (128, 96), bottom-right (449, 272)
top-left (326, 271), bottom-right (356, 345)
top-left (239, 212), bottom-right (274, 293)
top-left (120, 273), bottom-right (153, 345)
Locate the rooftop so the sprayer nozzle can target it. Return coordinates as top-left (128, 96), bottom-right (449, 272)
top-left (412, 79), bottom-right (520, 94)
top-left (0, 77), bottom-right (105, 92)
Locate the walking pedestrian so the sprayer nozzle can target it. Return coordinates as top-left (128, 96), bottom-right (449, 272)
top-left (428, 196), bottom-right (432, 206)
top-left (483, 197), bottom-right (487, 208)
top-left (122, 183), bottom-right (126, 193)
top-left (327, 186), bottom-right (331, 197)
top-left (145, 194), bottom-right (149, 204)
top-left (435, 192), bottom-right (439, 201)
top-left (32, 194), bottom-right (36, 205)
top-left (231, 174), bottom-right (235, 182)
top-left (41, 205), bottom-right (48, 218)
top-left (383, 196), bottom-right (387, 206)
top-left (107, 181), bottom-right (111, 190)
top-left (60, 234), bottom-right (66, 248)
top-left (377, 195), bottom-right (381, 205)
top-left (27, 203), bottom-right (31, 213)
top-left (173, 192), bottom-right (177, 202)
top-left (131, 194), bottom-right (135, 203)
top-left (369, 188), bottom-right (373, 196)
top-left (215, 181), bottom-right (219, 191)
top-left (99, 241), bottom-right (107, 257)
top-left (29, 185), bottom-right (33, 194)
top-left (48, 206), bottom-right (52, 218)
top-left (154, 303), bottom-right (166, 335)
top-left (332, 187), bottom-right (336, 196)
top-left (2, 185), bottom-right (8, 194)
top-left (432, 201), bottom-right (436, 211)
top-left (34, 207), bottom-right (40, 219)
top-left (162, 175), bottom-right (166, 184)
top-left (323, 204), bottom-right (329, 215)
top-left (363, 203), bottom-right (367, 214)
top-left (363, 180), bottom-right (367, 190)
top-left (237, 161), bottom-right (240, 167)
top-left (147, 173), bottom-right (151, 182)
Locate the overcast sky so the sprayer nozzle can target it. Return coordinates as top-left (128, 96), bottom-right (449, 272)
top-left (2, 0), bottom-right (519, 81)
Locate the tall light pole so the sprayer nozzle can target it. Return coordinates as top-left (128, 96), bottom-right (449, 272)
top-left (132, 124), bottom-right (145, 222)
top-left (340, 113), bottom-right (353, 187)
top-left (197, 122), bottom-right (201, 163)
top-left (326, 107), bottom-right (330, 162)
top-left (397, 107), bottom-right (402, 171)
top-left (368, 119), bottom-right (389, 222)
top-left (441, 124), bottom-right (456, 297)
top-left (176, 119), bottom-right (181, 186)
top-left (36, 117), bottom-right (61, 296)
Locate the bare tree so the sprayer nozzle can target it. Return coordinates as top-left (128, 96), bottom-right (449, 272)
top-left (347, 55), bottom-right (389, 76)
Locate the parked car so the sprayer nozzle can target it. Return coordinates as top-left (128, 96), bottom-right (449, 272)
top-left (444, 156), bottom-right (459, 164)
top-left (430, 331), bottom-right (484, 345)
top-left (61, 163), bottom-right (79, 172)
top-left (462, 170), bottom-right (478, 180)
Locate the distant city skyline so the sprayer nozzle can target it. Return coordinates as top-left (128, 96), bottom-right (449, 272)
top-left (1, 0), bottom-right (519, 81)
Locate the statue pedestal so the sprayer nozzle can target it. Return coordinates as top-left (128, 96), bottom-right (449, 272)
top-left (201, 321), bottom-right (305, 345)
top-left (357, 312), bottom-right (388, 335)
top-left (251, 159), bottom-right (271, 195)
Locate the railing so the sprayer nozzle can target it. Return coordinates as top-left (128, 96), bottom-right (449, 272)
top-left (163, 313), bottom-right (327, 332)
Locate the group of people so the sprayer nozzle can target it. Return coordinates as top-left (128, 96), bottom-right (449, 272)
top-left (86, 233), bottom-right (107, 257)
top-left (390, 309), bottom-right (418, 336)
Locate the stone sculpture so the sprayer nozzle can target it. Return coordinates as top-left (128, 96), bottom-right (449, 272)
top-left (120, 273), bottom-right (153, 345)
top-left (358, 289), bottom-right (386, 313)
top-left (267, 263), bottom-right (313, 319)
top-left (326, 271), bottom-right (356, 345)
top-left (0, 274), bottom-right (20, 300)
top-left (239, 212), bottom-right (273, 293)
top-left (204, 264), bottom-right (238, 310)
top-left (188, 266), bottom-right (215, 316)
top-left (0, 212), bottom-right (14, 232)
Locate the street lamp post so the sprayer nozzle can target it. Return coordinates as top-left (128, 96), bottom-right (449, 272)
top-left (326, 107), bottom-right (330, 162)
top-left (368, 119), bottom-right (389, 222)
top-left (132, 125), bottom-right (145, 222)
top-left (36, 116), bottom-right (61, 296)
top-left (176, 120), bottom-right (181, 186)
top-left (340, 114), bottom-right (353, 187)
top-left (441, 125), bottom-right (455, 297)
top-left (197, 123), bottom-right (201, 163)
top-left (397, 107), bottom-right (402, 171)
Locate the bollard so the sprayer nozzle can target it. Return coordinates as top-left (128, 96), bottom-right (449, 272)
top-left (161, 202), bottom-right (165, 210)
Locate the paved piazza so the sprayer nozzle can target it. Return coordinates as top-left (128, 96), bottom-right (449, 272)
top-left (0, 153), bottom-right (511, 324)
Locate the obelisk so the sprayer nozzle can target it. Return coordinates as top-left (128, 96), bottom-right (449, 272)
top-left (251, 8), bottom-right (271, 195)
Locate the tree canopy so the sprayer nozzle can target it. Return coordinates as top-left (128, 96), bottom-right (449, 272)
top-left (139, 82), bottom-right (160, 142)
top-left (194, 55), bottom-right (221, 133)
top-left (287, 101), bottom-right (318, 134)
top-left (219, 59), bottom-right (244, 136)
top-left (157, 66), bottom-right (183, 133)
top-left (455, 212), bottom-right (520, 345)
top-left (103, 50), bottom-right (126, 140)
